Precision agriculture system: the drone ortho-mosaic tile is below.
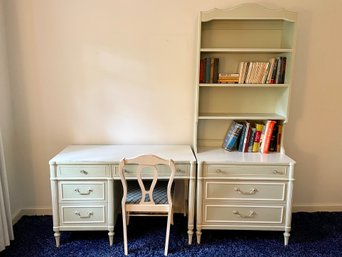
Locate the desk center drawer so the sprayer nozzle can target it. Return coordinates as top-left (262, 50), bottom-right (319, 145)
top-left (205, 181), bottom-right (286, 201)
top-left (59, 182), bottom-right (106, 201)
top-left (113, 164), bottom-right (189, 178)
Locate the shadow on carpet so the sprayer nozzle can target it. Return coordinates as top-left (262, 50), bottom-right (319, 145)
top-left (0, 212), bottom-right (341, 257)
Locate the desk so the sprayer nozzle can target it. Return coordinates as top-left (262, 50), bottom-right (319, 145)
top-left (49, 145), bottom-right (196, 246)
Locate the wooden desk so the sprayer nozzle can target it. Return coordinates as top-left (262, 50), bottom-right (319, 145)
top-left (49, 144), bottom-right (196, 246)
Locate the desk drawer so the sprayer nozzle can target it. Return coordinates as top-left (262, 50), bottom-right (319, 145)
top-left (113, 164), bottom-right (189, 178)
top-left (57, 165), bottom-right (109, 178)
top-left (204, 204), bottom-right (285, 224)
top-left (205, 181), bottom-right (286, 201)
top-left (59, 181), bottom-right (106, 201)
top-left (204, 165), bottom-right (287, 178)
top-left (60, 204), bottom-right (107, 225)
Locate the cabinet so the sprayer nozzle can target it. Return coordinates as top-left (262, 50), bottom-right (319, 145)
top-left (194, 4), bottom-right (296, 245)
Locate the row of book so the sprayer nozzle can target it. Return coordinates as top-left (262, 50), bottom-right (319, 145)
top-left (237, 57), bottom-right (287, 84)
top-left (199, 57), bottom-right (219, 83)
top-left (222, 120), bottom-right (282, 154)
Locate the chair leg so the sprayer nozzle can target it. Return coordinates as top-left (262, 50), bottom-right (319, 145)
top-left (122, 207), bottom-right (128, 255)
top-left (164, 210), bottom-right (172, 256)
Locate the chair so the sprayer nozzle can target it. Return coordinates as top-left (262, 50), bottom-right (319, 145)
top-left (118, 154), bottom-right (176, 256)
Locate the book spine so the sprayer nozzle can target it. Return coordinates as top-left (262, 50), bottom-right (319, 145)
top-left (223, 121), bottom-right (243, 151)
top-left (260, 120), bottom-right (276, 154)
top-left (205, 57), bottom-right (211, 83)
top-left (269, 123), bottom-right (279, 152)
top-left (243, 123), bottom-right (251, 152)
top-left (252, 123), bottom-right (264, 152)
top-left (276, 124), bottom-right (283, 152)
top-left (248, 128), bottom-right (256, 152)
top-left (199, 58), bottom-right (205, 83)
top-left (213, 58), bottom-right (219, 83)
top-left (237, 124), bottom-right (247, 152)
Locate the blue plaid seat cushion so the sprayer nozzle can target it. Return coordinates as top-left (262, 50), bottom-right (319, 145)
top-left (126, 180), bottom-right (174, 204)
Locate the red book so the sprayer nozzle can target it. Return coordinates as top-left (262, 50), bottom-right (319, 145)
top-left (260, 120), bottom-right (276, 154)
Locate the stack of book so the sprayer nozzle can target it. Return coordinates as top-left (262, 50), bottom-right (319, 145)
top-left (199, 57), bottom-right (219, 83)
top-left (238, 57), bottom-right (287, 84)
top-left (218, 73), bottom-right (239, 84)
top-left (222, 120), bottom-right (282, 154)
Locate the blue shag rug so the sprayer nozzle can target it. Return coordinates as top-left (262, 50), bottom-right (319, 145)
top-left (0, 212), bottom-right (341, 257)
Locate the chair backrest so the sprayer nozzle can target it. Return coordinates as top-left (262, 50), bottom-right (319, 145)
top-left (118, 154), bottom-right (176, 207)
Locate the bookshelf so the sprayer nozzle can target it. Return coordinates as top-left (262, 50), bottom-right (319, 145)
top-left (194, 3), bottom-right (297, 245)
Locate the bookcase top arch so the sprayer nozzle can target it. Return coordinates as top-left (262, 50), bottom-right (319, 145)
top-left (201, 3), bottom-right (297, 22)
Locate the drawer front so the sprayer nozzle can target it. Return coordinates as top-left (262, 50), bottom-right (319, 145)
top-left (113, 164), bottom-right (190, 178)
top-left (204, 165), bottom-right (287, 178)
top-left (204, 204), bottom-right (285, 224)
top-left (59, 182), bottom-right (106, 201)
top-left (205, 181), bottom-right (286, 201)
top-left (60, 205), bottom-right (107, 225)
top-left (57, 165), bottom-right (109, 178)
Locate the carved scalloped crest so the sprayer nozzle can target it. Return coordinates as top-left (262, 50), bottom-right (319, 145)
top-left (201, 3), bottom-right (297, 22)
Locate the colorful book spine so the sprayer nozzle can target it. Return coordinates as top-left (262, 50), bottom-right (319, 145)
top-left (269, 123), bottom-right (279, 152)
top-left (252, 123), bottom-right (264, 152)
top-left (237, 124), bottom-right (247, 152)
top-left (260, 120), bottom-right (276, 154)
top-left (276, 124), bottom-right (283, 152)
top-left (248, 128), bottom-right (256, 152)
top-left (223, 121), bottom-right (243, 152)
top-left (199, 58), bottom-right (205, 83)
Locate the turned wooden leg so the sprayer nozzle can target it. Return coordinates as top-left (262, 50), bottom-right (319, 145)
top-left (108, 230), bottom-right (114, 246)
top-left (196, 228), bottom-right (202, 244)
top-left (187, 228), bottom-right (194, 245)
top-left (54, 231), bottom-right (61, 247)
top-left (284, 230), bottom-right (290, 246)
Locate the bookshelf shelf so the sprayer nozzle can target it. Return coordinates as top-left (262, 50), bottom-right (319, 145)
top-left (201, 48), bottom-right (293, 53)
top-left (199, 83), bottom-right (289, 88)
top-left (193, 3), bottom-right (297, 246)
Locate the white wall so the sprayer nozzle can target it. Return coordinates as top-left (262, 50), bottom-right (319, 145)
top-left (2, 0), bottom-right (342, 216)
top-left (0, 0), bottom-right (19, 215)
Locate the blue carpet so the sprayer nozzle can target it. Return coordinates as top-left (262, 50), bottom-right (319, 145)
top-left (0, 212), bottom-right (341, 257)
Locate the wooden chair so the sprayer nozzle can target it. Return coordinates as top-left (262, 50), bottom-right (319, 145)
top-left (118, 154), bottom-right (176, 256)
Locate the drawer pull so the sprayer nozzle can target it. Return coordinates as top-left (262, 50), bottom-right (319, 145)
top-left (80, 170), bottom-right (88, 175)
top-left (123, 169), bottom-right (130, 173)
top-left (177, 168), bottom-right (185, 173)
top-left (74, 211), bottom-right (94, 219)
top-left (74, 188), bottom-right (93, 195)
top-left (273, 170), bottom-right (284, 175)
top-left (232, 210), bottom-right (256, 218)
top-left (234, 187), bottom-right (258, 195)
top-left (215, 169), bottom-right (224, 173)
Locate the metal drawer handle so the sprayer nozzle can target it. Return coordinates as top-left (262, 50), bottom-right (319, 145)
top-left (232, 210), bottom-right (256, 218)
top-left (80, 170), bottom-right (88, 175)
top-left (216, 169), bottom-right (224, 173)
top-left (74, 211), bottom-right (94, 218)
top-left (123, 169), bottom-right (130, 173)
top-left (234, 187), bottom-right (258, 195)
top-left (74, 188), bottom-right (93, 195)
top-left (177, 168), bottom-right (185, 173)
top-left (273, 170), bottom-right (284, 175)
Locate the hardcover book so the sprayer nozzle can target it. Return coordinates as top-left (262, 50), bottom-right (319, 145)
top-left (223, 121), bottom-right (243, 151)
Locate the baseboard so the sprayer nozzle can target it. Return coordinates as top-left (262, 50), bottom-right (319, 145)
top-left (293, 204), bottom-right (342, 212)
top-left (11, 205), bottom-right (342, 225)
top-left (12, 208), bottom-right (52, 225)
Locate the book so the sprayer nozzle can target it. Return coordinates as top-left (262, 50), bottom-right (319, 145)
top-left (247, 128), bottom-right (256, 152)
top-left (276, 124), bottom-right (283, 152)
top-left (252, 123), bottom-right (264, 152)
top-left (242, 121), bottom-right (251, 152)
top-left (213, 58), bottom-right (219, 83)
top-left (269, 123), bottom-right (279, 152)
top-left (199, 58), bottom-right (205, 83)
top-left (205, 57), bottom-right (211, 83)
top-left (223, 121), bottom-right (243, 151)
top-left (237, 123), bottom-right (247, 152)
top-left (260, 120), bottom-right (276, 154)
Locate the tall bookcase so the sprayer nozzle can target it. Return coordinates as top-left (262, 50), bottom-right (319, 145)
top-left (194, 4), bottom-right (297, 245)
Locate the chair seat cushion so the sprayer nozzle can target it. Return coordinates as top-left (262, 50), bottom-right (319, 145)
top-left (126, 181), bottom-right (173, 204)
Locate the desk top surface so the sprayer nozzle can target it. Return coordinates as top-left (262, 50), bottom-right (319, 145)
top-left (49, 144), bottom-right (196, 164)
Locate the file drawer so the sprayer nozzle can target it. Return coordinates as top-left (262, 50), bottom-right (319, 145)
top-left (59, 181), bottom-right (106, 201)
top-left (205, 181), bottom-right (286, 201)
top-left (60, 205), bottom-right (107, 225)
top-left (204, 204), bottom-right (285, 225)
top-left (204, 165), bottom-right (287, 178)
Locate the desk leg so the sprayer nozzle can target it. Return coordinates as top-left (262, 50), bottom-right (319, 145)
top-left (187, 163), bottom-right (196, 245)
top-left (196, 163), bottom-right (202, 244)
top-left (108, 178), bottom-right (114, 246)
